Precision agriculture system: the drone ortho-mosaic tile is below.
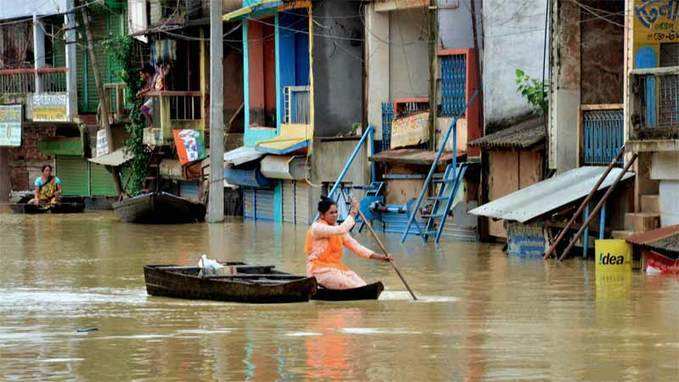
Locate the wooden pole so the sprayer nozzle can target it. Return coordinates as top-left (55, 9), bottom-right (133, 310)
top-left (80, 3), bottom-right (122, 195)
top-left (0, 147), bottom-right (9, 202)
top-left (356, 209), bottom-right (418, 301)
top-left (207, 0), bottom-right (224, 223)
top-left (557, 153), bottom-right (638, 261)
top-left (544, 146), bottom-right (625, 259)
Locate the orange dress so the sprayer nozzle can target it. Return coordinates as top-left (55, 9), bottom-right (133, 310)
top-left (304, 215), bottom-right (375, 289)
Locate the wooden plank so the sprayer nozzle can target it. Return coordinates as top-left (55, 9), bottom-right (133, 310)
top-left (371, 149), bottom-right (455, 165)
top-left (580, 103), bottom-right (624, 111)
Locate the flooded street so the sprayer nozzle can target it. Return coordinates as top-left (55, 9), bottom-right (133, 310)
top-left (1, 212), bottom-right (678, 381)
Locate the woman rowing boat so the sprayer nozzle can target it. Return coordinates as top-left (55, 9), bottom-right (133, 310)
top-left (30, 164), bottom-right (62, 206)
top-left (305, 196), bottom-right (391, 290)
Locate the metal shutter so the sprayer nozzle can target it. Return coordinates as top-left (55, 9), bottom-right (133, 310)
top-left (243, 188), bottom-right (255, 219)
top-left (254, 188), bottom-right (275, 221)
top-left (90, 163), bottom-right (117, 196)
top-left (282, 180), bottom-right (295, 223)
top-left (56, 156), bottom-right (90, 196)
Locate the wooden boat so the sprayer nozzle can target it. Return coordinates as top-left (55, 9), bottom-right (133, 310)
top-left (113, 192), bottom-right (206, 224)
top-left (312, 282), bottom-right (384, 301)
top-left (10, 195), bottom-right (85, 214)
top-left (143, 263), bottom-right (318, 304)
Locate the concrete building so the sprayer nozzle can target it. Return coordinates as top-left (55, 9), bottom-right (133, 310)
top-left (548, 0), bottom-right (626, 173)
top-left (625, 0), bottom-right (679, 228)
top-left (222, 0), bottom-right (370, 224)
top-left (0, 0), bottom-right (123, 201)
top-left (483, 0), bottom-right (549, 130)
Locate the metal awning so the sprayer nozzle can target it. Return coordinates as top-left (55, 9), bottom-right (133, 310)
top-left (470, 166), bottom-right (635, 223)
top-left (224, 146), bottom-right (264, 166)
top-left (88, 148), bottom-right (133, 167)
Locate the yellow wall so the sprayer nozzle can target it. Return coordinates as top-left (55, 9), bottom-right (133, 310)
top-left (632, 0), bottom-right (679, 67)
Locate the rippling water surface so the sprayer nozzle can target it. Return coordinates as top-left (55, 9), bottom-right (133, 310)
top-left (0, 212), bottom-right (677, 381)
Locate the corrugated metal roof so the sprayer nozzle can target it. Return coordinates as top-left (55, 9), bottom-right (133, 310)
top-left (469, 166), bottom-right (635, 223)
top-left (626, 225), bottom-right (679, 245)
top-left (89, 148), bottom-right (132, 167)
top-left (224, 146), bottom-right (264, 166)
top-left (469, 117), bottom-right (545, 150)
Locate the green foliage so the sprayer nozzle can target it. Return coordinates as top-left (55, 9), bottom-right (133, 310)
top-left (515, 69), bottom-right (548, 115)
top-left (104, 35), bottom-right (149, 196)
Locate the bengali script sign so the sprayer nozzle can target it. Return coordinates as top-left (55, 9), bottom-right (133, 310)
top-left (0, 105), bottom-right (22, 147)
top-left (32, 93), bottom-right (69, 122)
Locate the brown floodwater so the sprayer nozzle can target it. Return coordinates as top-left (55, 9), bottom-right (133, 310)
top-left (0, 211), bottom-right (677, 381)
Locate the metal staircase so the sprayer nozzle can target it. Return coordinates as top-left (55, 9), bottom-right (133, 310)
top-left (420, 163), bottom-right (468, 243)
top-left (400, 90), bottom-right (478, 244)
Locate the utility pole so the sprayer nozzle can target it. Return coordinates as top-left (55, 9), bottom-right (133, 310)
top-left (80, 2), bottom-right (122, 195)
top-left (207, 0), bottom-right (224, 223)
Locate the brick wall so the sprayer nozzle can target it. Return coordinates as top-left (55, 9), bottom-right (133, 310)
top-left (8, 124), bottom-right (56, 191)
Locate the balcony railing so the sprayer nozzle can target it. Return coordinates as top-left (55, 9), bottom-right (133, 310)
top-left (631, 66), bottom-right (679, 139)
top-left (0, 67), bottom-right (68, 94)
top-left (143, 90), bottom-right (203, 146)
top-left (103, 82), bottom-right (128, 122)
top-left (579, 104), bottom-right (624, 166)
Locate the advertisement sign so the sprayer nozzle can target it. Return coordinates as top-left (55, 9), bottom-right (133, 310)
top-left (633, 1), bottom-right (679, 65)
top-left (96, 129), bottom-right (109, 157)
top-left (0, 105), bottom-right (22, 147)
top-left (32, 93), bottom-right (69, 122)
top-left (173, 129), bottom-right (206, 165)
top-left (390, 111), bottom-right (430, 149)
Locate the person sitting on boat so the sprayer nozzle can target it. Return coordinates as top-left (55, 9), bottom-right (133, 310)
top-left (30, 164), bottom-right (62, 205)
top-left (305, 196), bottom-right (391, 290)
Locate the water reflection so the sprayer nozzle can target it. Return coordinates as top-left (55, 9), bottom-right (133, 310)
top-left (0, 212), bottom-right (677, 380)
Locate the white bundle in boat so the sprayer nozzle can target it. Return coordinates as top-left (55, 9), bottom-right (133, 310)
top-left (198, 255), bottom-right (224, 277)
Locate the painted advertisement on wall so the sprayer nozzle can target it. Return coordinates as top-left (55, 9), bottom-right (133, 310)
top-left (633, 0), bottom-right (679, 68)
top-left (173, 129), bottom-right (206, 165)
top-left (0, 105), bottom-right (22, 147)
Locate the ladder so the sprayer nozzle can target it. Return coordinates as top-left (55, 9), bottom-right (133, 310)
top-left (420, 162), bottom-right (468, 243)
top-left (400, 90), bottom-right (478, 244)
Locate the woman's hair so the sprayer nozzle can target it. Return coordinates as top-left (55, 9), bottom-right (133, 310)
top-left (318, 196), bottom-right (336, 214)
top-left (141, 63), bottom-right (155, 75)
top-left (41, 164), bottom-right (52, 172)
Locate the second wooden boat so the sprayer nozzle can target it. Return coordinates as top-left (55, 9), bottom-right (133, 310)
top-left (144, 264), bottom-right (318, 304)
top-left (10, 196), bottom-right (85, 214)
top-left (113, 192), bottom-right (206, 224)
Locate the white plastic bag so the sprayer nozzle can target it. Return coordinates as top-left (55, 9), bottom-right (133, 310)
top-left (198, 254), bottom-right (224, 277)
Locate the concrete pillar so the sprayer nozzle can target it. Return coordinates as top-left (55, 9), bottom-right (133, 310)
top-left (65, 0), bottom-right (78, 118)
top-left (33, 14), bottom-right (45, 93)
top-left (364, 3), bottom-right (390, 141)
top-left (207, 0), bottom-right (224, 223)
top-left (548, 0), bottom-right (580, 172)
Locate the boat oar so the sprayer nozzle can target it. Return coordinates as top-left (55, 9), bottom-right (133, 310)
top-left (356, 208), bottom-right (418, 301)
